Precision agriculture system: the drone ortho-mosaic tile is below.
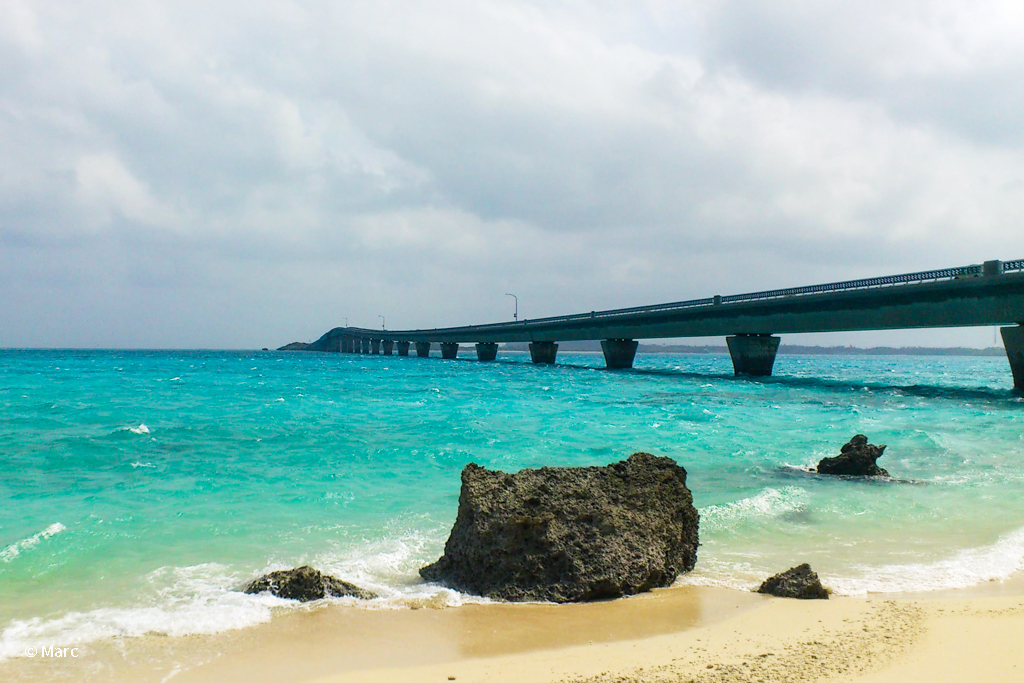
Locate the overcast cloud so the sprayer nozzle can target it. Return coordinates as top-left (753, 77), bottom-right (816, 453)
top-left (2, 0), bottom-right (1023, 348)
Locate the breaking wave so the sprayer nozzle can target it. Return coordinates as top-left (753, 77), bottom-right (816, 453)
top-left (0, 523), bottom-right (66, 564)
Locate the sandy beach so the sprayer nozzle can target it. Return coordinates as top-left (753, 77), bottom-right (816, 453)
top-left (5, 583), bottom-right (1024, 682)
top-left (296, 590), bottom-right (1024, 683)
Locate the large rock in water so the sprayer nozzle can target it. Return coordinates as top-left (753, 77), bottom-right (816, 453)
top-left (817, 434), bottom-right (889, 477)
top-left (419, 452), bottom-right (699, 603)
top-left (757, 564), bottom-right (829, 599)
top-left (244, 566), bottom-right (377, 601)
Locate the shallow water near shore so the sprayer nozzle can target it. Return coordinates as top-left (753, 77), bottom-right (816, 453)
top-left (2, 348), bottom-right (1024, 661)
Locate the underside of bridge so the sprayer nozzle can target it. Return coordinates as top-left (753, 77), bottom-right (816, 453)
top-left (326, 325), bottom-right (1024, 390)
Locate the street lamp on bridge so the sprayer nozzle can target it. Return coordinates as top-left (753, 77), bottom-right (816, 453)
top-left (379, 315), bottom-right (386, 331)
top-left (505, 293), bottom-right (518, 321)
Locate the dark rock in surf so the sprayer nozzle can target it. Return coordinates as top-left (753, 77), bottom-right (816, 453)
top-left (243, 566), bottom-right (377, 601)
top-left (419, 452), bottom-right (699, 603)
top-left (816, 434), bottom-right (889, 477)
top-left (277, 341), bottom-right (310, 351)
top-left (757, 564), bottom-right (829, 599)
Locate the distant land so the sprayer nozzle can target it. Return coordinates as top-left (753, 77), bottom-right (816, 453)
top-left (279, 339), bottom-right (1004, 356)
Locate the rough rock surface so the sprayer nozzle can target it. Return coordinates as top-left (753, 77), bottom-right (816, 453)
top-left (757, 564), bottom-right (829, 599)
top-left (243, 566), bottom-right (377, 601)
top-left (817, 434), bottom-right (890, 477)
top-left (419, 452), bottom-right (699, 603)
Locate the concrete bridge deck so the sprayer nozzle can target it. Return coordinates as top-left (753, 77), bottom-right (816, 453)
top-left (308, 258), bottom-right (1024, 389)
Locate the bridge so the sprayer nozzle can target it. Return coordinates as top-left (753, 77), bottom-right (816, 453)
top-left (306, 258), bottom-right (1024, 389)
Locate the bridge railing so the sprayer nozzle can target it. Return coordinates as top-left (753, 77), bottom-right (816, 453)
top-left (719, 264), bottom-right (984, 305)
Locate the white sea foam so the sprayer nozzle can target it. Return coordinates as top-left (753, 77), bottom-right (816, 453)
top-left (700, 487), bottom-right (809, 531)
top-left (0, 523), bottom-right (66, 564)
top-left (129, 424), bottom-right (150, 434)
top-left (827, 526), bottom-right (1024, 596)
top-left (0, 564), bottom-right (281, 661)
top-left (311, 526), bottom-right (493, 610)
top-left (675, 558), bottom-right (763, 592)
top-left (131, 461), bottom-right (156, 469)
top-left (0, 532), bottom-right (486, 660)
top-left (677, 525), bottom-right (1024, 597)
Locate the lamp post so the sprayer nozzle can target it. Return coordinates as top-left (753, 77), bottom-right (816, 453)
top-left (505, 293), bottom-right (518, 321)
top-left (379, 315), bottom-right (386, 331)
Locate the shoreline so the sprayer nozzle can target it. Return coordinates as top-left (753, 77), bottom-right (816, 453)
top-left (6, 579), bottom-right (1024, 682)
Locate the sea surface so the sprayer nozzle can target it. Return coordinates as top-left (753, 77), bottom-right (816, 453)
top-left (2, 348), bottom-right (1024, 659)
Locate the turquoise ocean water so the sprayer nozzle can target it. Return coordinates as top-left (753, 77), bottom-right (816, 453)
top-left (2, 348), bottom-right (1024, 659)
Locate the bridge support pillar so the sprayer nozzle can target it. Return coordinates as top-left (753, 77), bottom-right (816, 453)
top-left (726, 334), bottom-right (780, 377)
top-left (415, 342), bottom-right (431, 358)
top-left (360, 338), bottom-right (370, 354)
top-left (475, 342), bottom-right (498, 361)
top-left (382, 340), bottom-right (394, 355)
top-left (370, 339), bottom-right (381, 355)
top-left (601, 339), bottom-right (638, 369)
top-left (1001, 326), bottom-right (1024, 390)
top-left (397, 341), bottom-right (411, 356)
top-left (344, 337), bottom-right (355, 353)
top-left (441, 342), bottom-right (459, 359)
top-left (529, 341), bottom-right (558, 364)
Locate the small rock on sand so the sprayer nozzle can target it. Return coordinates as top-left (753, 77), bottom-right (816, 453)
top-left (243, 565), bottom-right (377, 601)
top-left (757, 564), bottom-right (829, 599)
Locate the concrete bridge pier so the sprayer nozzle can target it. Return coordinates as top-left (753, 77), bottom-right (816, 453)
top-left (369, 339), bottom-right (381, 355)
top-left (1001, 325), bottom-right (1024, 390)
top-left (601, 339), bottom-right (638, 369)
top-left (726, 334), bottom-right (780, 376)
top-left (441, 342), bottom-right (459, 359)
top-left (415, 342), bottom-right (431, 357)
top-left (397, 341), bottom-right (411, 356)
top-left (360, 338), bottom-right (370, 354)
top-left (475, 342), bottom-right (498, 361)
top-left (529, 341), bottom-right (558, 364)
top-left (342, 337), bottom-right (354, 353)
top-left (383, 340), bottom-right (394, 355)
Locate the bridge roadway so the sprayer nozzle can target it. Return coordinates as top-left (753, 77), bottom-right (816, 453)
top-left (308, 258), bottom-right (1024, 389)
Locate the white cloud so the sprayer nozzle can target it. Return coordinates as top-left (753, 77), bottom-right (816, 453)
top-left (74, 153), bottom-right (178, 229)
top-left (1, 0), bottom-right (1022, 347)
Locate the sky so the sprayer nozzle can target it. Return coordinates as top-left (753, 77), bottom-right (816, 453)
top-left (2, 0), bottom-right (1024, 349)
